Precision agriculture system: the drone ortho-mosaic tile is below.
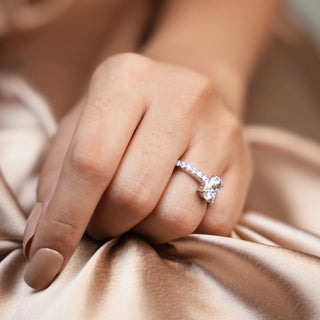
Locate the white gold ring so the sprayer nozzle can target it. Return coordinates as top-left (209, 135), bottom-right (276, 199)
top-left (175, 160), bottom-right (223, 205)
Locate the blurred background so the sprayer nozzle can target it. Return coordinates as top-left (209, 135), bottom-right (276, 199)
top-left (244, 0), bottom-right (320, 147)
top-left (288, 0), bottom-right (320, 52)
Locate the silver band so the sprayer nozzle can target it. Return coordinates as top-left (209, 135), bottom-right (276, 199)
top-left (175, 160), bottom-right (223, 205)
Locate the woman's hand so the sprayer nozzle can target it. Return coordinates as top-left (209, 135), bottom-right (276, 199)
top-left (23, 53), bottom-right (252, 290)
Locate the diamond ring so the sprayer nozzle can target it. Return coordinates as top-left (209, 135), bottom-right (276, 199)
top-left (175, 160), bottom-right (223, 205)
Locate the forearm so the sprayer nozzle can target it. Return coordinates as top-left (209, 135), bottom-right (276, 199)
top-left (141, 0), bottom-right (280, 115)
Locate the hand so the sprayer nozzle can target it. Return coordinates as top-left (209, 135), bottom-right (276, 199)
top-left (23, 53), bottom-right (252, 290)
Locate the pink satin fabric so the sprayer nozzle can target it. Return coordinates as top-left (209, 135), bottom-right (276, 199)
top-left (1, 8), bottom-right (320, 320)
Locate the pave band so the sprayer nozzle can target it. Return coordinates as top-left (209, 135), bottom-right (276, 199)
top-left (175, 160), bottom-right (223, 205)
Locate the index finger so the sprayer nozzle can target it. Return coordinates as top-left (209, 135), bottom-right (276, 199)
top-left (24, 59), bottom-right (148, 290)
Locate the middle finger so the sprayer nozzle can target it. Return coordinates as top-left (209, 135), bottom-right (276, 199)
top-left (87, 103), bottom-right (193, 239)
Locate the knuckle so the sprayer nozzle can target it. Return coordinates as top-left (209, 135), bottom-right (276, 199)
top-left (222, 110), bottom-right (242, 142)
top-left (109, 178), bottom-right (155, 217)
top-left (192, 75), bottom-right (216, 101)
top-left (177, 75), bottom-right (216, 118)
top-left (92, 53), bottom-right (151, 85)
top-left (44, 213), bottom-right (79, 250)
top-left (109, 52), bottom-right (150, 68)
top-left (68, 142), bottom-right (109, 182)
top-left (188, 75), bottom-right (215, 104)
top-left (90, 61), bottom-right (108, 87)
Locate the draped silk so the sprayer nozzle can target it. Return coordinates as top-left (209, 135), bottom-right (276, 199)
top-left (1, 7), bottom-right (320, 320)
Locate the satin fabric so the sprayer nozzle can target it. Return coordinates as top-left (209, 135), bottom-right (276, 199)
top-left (1, 16), bottom-right (320, 320)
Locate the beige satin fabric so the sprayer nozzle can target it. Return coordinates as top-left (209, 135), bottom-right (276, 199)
top-left (1, 20), bottom-right (320, 320)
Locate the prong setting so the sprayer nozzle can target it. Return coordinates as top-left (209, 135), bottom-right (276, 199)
top-left (176, 160), bottom-right (223, 205)
top-left (198, 175), bottom-right (223, 205)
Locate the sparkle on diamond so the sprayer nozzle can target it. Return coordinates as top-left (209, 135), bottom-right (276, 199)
top-left (199, 175), bottom-right (223, 204)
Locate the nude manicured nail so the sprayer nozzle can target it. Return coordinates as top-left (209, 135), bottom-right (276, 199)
top-left (24, 248), bottom-right (64, 291)
top-left (23, 202), bottom-right (42, 260)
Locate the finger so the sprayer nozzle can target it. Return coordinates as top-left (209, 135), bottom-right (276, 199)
top-left (87, 99), bottom-right (193, 239)
top-left (132, 133), bottom-right (229, 244)
top-left (37, 104), bottom-right (82, 207)
top-left (196, 147), bottom-right (252, 236)
top-left (23, 105), bottom-right (82, 259)
top-left (24, 58), bottom-right (147, 290)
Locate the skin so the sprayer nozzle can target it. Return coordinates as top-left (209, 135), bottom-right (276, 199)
top-left (26, 0), bottom-right (280, 278)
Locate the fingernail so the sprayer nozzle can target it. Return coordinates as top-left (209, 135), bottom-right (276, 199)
top-left (24, 248), bottom-right (64, 291)
top-left (23, 202), bottom-right (43, 260)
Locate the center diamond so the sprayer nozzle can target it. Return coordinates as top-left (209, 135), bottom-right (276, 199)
top-left (198, 175), bottom-right (223, 205)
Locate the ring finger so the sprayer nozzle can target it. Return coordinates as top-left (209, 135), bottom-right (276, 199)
top-left (132, 136), bottom-right (229, 243)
